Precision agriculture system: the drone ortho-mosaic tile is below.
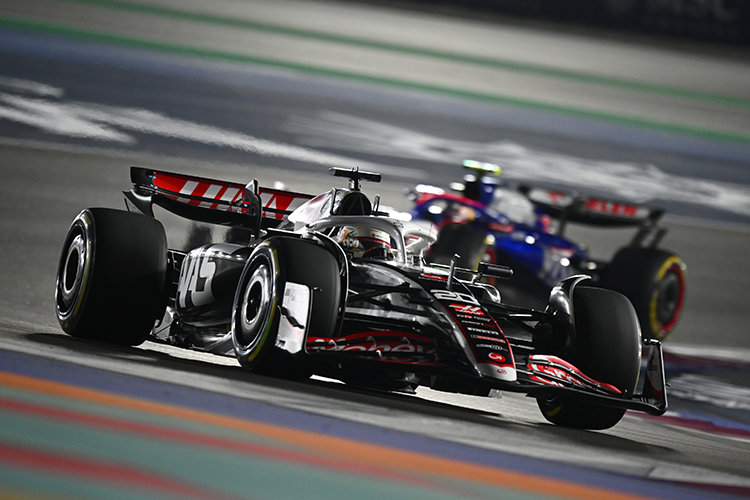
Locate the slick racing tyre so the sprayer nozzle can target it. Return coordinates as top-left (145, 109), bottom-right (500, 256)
top-left (55, 208), bottom-right (168, 346)
top-left (536, 287), bottom-right (641, 430)
top-left (232, 237), bottom-right (341, 379)
top-left (600, 248), bottom-right (686, 341)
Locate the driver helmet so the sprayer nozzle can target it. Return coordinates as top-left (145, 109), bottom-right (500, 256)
top-left (337, 226), bottom-right (393, 259)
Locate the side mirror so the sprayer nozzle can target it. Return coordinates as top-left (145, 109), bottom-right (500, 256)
top-left (477, 262), bottom-right (513, 280)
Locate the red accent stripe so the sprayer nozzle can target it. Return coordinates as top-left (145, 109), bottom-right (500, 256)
top-left (416, 192), bottom-right (485, 210)
top-left (528, 356), bottom-right (621, 394)
top-left (212, 184), bottom-right (229, 209)
top-left (187, 181), bottom-right (210, 206)
top-left (150, 172), bottom-right (314, 215)
top-left (420, 273), bottom-right (447, 281)
top-left (215, 185), bottom-right (229, 199)
top-left (307, 330), bottom-right (434, 344)
top-left (152, 173), bottom-right (190, 193)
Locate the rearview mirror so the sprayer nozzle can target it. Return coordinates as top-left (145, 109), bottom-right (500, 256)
top-left (477, 262), bottom-right (513, 280)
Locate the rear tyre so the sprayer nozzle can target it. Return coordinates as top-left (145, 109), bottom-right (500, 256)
top-left (536, 287), bottom-right (641, 430)
top-left (600, 248), bottom-right (686, 341)
top-left (232, 237), bottom-right (341, 379)
top-left (55, 208), bottom-right (168, 346)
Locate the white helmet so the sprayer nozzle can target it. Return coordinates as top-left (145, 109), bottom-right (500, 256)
top-left (337, 226), bottom-right (393, 259)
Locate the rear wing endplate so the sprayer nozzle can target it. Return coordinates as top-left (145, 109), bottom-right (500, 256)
top-left (124, 167), bottom-right (314, 230)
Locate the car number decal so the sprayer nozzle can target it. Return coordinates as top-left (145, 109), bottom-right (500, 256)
top-left (431, 290), bottom-right (479, 305)
top-left (177, 248), bottom-right (216, 308)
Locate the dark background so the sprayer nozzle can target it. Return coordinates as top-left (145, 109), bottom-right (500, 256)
top-left (360, 0), bottom-right (750, 45)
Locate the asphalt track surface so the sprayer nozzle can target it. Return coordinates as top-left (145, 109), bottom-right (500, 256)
top-left (1, 1), bottom-right (750, 499)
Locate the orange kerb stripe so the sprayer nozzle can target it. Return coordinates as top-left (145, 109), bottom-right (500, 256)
top-left (0, 371), bottom-right (654, 500)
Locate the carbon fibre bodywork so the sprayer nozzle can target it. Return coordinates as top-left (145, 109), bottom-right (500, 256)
top-left (58, 166), bottom-right (668, 429)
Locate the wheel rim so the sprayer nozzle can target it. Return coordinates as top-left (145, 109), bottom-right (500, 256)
top-left (60, 234), bottom-right (85, 309)
top-left (56, 213), bottom-right (95, 324)
top-left (237, 264), bottom-right (272, 349)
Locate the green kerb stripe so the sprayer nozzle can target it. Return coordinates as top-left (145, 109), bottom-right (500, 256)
top-left (1, 15), bottom-right (749, 145)
top-left (57, 0), bottom-right (750, 110)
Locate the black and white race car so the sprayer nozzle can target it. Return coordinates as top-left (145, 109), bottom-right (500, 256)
top-left (55, 166), bottom-right (667, 430)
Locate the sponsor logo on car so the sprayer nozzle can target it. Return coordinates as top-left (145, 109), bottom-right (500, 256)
top-left (420, 273), bottom-right (448, 282)
top-left (476, 344), bottom-right (504, 350)
top-left (448, 303), bottom-right (485, 316)
top-left (466, 326), bottom-right (499, 334)
top-left (488, 352), bottom-right (506, 363)
top-left (470, 334), bottom-right (505, 343)
top-left (461, 318), bottom-right (492, 325)
top-left (432, 290), bottom-right (479, 304)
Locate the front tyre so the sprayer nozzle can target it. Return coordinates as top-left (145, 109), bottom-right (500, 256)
top-left (232, 237), bottom-right (341, 379)
top-left (600, 248), bottom-right (686, 341)
top-left (232, 242), bottom-right (280, 371)
top-left (55, 208), bottom-right (167, 346)
top-left (537, 287), bottom-right (641, 430)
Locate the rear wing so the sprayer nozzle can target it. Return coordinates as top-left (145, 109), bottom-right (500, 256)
top-left (124, 167), bottom-right (314, 230)
top-left (520, 186), bottom-right (663, 227)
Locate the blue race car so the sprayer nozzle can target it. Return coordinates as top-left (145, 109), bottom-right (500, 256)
top-left (410, 161), bottom-right (686, 341)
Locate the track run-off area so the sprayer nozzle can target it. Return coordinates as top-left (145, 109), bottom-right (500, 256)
top-left (1, 0), bottom-right (750, 499)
